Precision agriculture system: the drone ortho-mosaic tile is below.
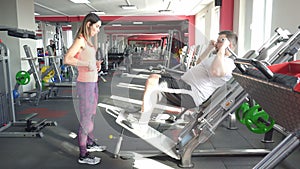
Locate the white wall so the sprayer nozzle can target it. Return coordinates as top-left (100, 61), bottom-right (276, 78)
top-left (272, 0), bottom-right (300, 59)
top-left (232, 0), bottom-right (254, 56)
top-left (0, 0), bottom-right (36, 92)
top-left (271, 0), bottom-right (299, 33)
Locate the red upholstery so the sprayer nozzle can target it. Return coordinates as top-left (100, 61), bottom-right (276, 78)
top-left (268, 60), bottom-right (300, 92)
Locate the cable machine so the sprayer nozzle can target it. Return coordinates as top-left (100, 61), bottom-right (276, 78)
top-left (0, 26), bottom-right (56, 138)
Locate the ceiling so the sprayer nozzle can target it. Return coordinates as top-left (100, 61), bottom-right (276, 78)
top-left (34, 0), bottom-right (213, 17)
top-left (34, 0), bottom-right (214, 38)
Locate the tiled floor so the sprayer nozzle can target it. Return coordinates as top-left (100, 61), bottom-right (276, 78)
top-left (0, 67), bottom-right (299, 169)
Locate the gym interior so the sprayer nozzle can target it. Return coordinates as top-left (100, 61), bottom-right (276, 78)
top-left (0, 0), bottom-right (300, 168)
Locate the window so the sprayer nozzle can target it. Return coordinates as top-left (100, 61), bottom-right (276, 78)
top-left (250, 0), bottom-right (273, 49)
top-left (211, 7), bottom-right (220, 40)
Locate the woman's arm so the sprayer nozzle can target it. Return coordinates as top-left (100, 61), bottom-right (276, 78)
top-left (64, 37), bottom-right (88, 67)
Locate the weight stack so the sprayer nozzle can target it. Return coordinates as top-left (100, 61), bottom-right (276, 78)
top-left (0, 93), bottom-right (9, 127)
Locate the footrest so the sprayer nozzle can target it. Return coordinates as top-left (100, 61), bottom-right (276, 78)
top-left (116, 111), bottom-right (180, 160)
top-left (26, 119), bottom-right (57, 132)
top-left (26, 119), bottom-right (47, 132)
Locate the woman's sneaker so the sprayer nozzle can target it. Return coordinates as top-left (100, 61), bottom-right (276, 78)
top-left (78, 153), bottom-right (101, 165)
top-left (87, 142), bottom-right (107, 152)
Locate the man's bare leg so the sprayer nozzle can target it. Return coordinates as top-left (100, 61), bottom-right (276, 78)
top-left (138, 73), bottom-right (161, 124)
top-left (141, 74), bottom-right (161, 113)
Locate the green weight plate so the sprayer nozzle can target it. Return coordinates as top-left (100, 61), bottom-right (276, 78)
top-left (16, 71), bottom-right (30, 85)
top-left (235, 102), bottom-right (250, 124)
top-left (244, 105), bottom-right (275, 134)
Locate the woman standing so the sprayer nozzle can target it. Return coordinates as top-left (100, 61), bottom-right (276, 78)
top-left (64, 13), bottom-right (106, 165)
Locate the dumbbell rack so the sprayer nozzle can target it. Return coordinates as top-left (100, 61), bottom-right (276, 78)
top-left (0, 34), bottom-right (56, 138)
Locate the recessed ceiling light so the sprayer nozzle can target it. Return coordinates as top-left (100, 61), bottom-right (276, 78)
top-left (133, 21), bottom-right (143, 25)
top-left (34, 12), bottom-right (40, 16)
top-left (92, 11), bottom-right (105, 15)
top-left (70, 0), bottom-right (90, 3)
top-left (112, 24), bottom-right (122, 27)
top-left (120, 5), bottom-right (137, 10)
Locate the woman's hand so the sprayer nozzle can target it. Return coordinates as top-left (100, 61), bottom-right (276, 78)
top-left (96, 60), bottom-right (103, 71)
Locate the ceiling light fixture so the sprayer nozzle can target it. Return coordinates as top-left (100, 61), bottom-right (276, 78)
top-left (133, 21), bottom-right (143, 25)
top-left (158, 9), bottom-right (173, 14)
top-left (92, 11), bottom-right (106, 15)
top-left (34, 12), bottom-right (40, 16)
top-left (112, 24), bottom-right (122, 27)
top-left (120, 5), bottom-right (137, 10)
top-left (159, 0), bottom-right (173, 14)
top-left (121, 0), bottom-right (137, 10)
top-left (70, 0), bottom-right (90, 3)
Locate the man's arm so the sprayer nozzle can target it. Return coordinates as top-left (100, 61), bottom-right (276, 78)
top-left (210, 38), bottom-right (231, 77)
top-left (196, 40), bottom-right (215, 64)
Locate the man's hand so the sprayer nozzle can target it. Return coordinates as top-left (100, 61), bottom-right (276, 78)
top-left (208, 40), bottom-right (216, 50)
top-left (221, 38), bottom-right (230, 50)
top-left (196, 40), bottom-right (216, 64)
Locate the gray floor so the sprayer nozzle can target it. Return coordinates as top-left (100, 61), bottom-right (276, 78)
top-left (0, 66), bottom-right (300, 169)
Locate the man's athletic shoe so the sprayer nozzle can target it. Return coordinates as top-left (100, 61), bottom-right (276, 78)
top-left (78, 153), bottom-right (101, 165)
top-left (87, 142), bottom-right (107, 152)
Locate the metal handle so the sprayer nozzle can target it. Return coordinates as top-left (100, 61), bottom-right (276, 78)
top-left (234, 58), bottom-right (274, 79)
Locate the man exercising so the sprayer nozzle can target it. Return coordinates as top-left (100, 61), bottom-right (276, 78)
top-left (139, 30), bottom-right (238, 123)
